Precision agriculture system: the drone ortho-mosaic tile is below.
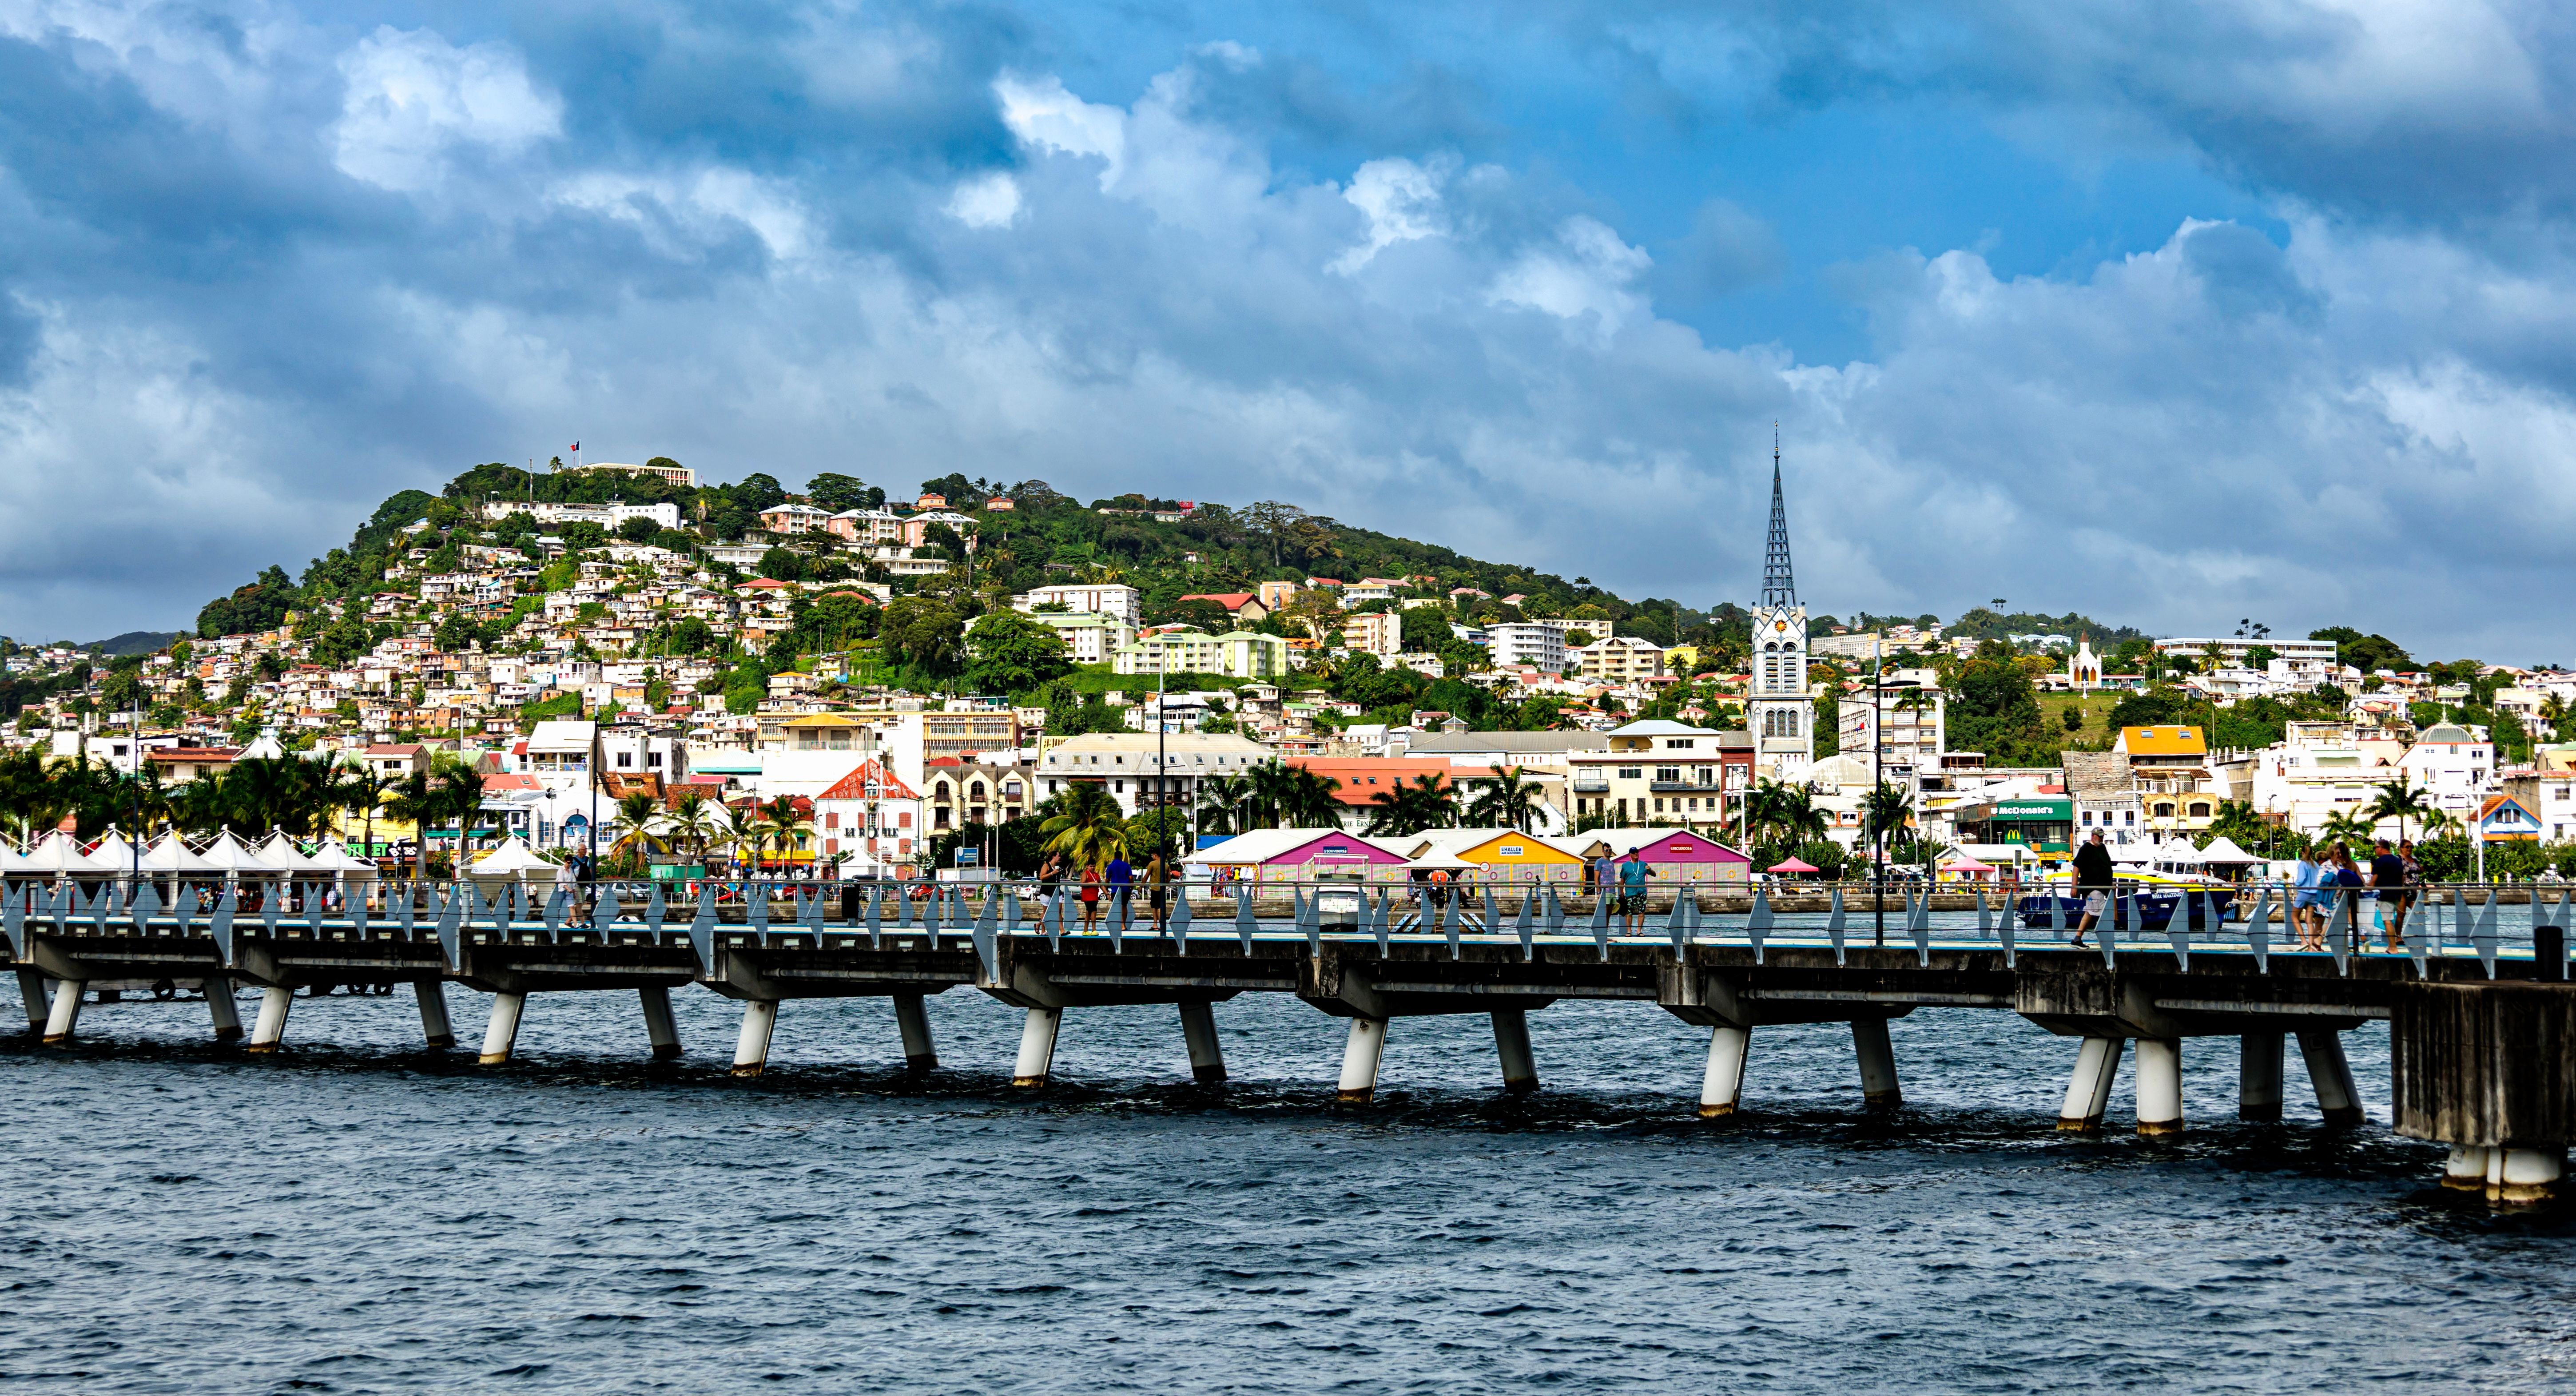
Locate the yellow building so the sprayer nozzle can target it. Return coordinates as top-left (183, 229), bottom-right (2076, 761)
top-left (1391, 829), bottom-right (1588, 882)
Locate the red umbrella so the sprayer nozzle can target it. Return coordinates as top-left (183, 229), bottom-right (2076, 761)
top-left (1767, 857), bottom-right (1820, 874)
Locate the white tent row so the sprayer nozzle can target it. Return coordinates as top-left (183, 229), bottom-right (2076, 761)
top-left (0, 827), bottom-right (380, 879)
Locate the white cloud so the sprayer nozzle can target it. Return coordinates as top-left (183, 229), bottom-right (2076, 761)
top-left (550, 167), bottom-right (816, 262)
top-left (1331, 157), bottom-right (1449, 274)
top-left (332, 25), bottom-right (561, 193)
top-left (946, 171), bottom-right (1024, 229)
top-left (995, 73), bottom-right (1127, 188)
top-left (1487, 217), bottom-right (1653, 341)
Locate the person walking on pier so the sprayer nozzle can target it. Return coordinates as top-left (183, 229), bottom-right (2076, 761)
top-left (2290, 848), bottom-right (2325, 949)
top-left (1106, 852), bottom-right (1134, 927)
top-left (1146, 851), bottom-right (1169, 933)
top-left (1078, 861), bottom-right (1103, 932)
top-left (2371, 838), bottom-right (2411, 951)
top-left (2070, 829), bottom-right (2116, 949)
top-left (1618, 856), bottom-right (1650, 936)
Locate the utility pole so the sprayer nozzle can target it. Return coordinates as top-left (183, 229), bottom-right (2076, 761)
top-left (1872, 636), bottom-right (1885, 948)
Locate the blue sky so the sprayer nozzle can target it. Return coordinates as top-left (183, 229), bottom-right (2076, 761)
top-left (3, 0), bottom-right (2572, 659)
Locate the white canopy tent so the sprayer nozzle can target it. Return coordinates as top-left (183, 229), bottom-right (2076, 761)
top-left (15, 830), bottom-right (111, 878)
top-left (469, 835), bottom-right (562, 885)
top-left (252, 831), bottom-right (325, 875)
top-left (193, 829), bottom-right (281, 878)
top-left (2195, 835), bottom-right (2264, 864)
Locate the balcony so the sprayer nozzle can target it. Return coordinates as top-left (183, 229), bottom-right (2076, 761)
top-left (1571, 777), bottom-right (1609, 794)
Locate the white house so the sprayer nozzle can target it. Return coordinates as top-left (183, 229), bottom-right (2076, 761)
top-left (1014, 583), bottom-right (1143, 623)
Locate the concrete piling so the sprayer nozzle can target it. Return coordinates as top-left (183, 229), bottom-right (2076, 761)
top-left (41, 978), bottom-right (84, 1046)
top-left (1179, 1001), bottom-right (1226, 1085)
top-left (415, 981), bottom-right (455, 1049)
top-left (1491, 1009), bottom-right (1538, 1094)
top-left (638, 986), bottom-right (682, 1060)
top-left (1337, 1016), bottom-right (1389, 1104)
top-left (18, 969), bottom-right (46, 1032)
top-left (731, 1000), bottom-right (779, 1077)
top-left (1699, 1025), bottom-right (1750, 1118)
top-left (893, 992), bottom-right (938, 1071)
top-left (244, 986), bottom-right (293, 1054)
top-left (1012, 1006), bottom-right (1062, 1087)
top-left (1852, 1016), bottom-right (1901, 1110)
top-left (2239, 1031), bottom-right (2285, 1122)
top-left (478, 991), bottom-right (527, 1065)
top-left (2297, 1030), bottom-right (2364, 1127)
top-left (2135, 1038), bottom-right (2185, 1136)
top-left (204, 976), bottom-right (243, 1042)
top-left (2057, 1036), bottom-right (2124, 1131)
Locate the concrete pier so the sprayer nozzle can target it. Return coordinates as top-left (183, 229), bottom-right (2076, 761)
top-left (244, 986), bottom-right (292, 1054)
top-left (1852, 1017), bottom-right (1902, 1110)
top-left (638, 986), bottom-right (682, 1059)
top-left (1338, 1016), bottom-right (1389, 1103)
top-left (1491, 1009), bottom-right (1538, 1094)
top-left (19, 969), bottom-right (46, 1032)
top-left (893, 992), bottom-right (938, 1071)
top-left (2298, 1030), bottom-right (2364, 1127)
top-left (1699, 1025), bottom-right (1750, 1118)
top-left (1012, 1006), bottom-right (1062, 1088)
top-left (731, 1000), bottom-right (778, 1077)
top-left (1179, 1001), bottom-right (1226, 1085)
top-left (2393, 981), bottom-right (2576, 1202)
top-left (41, 978), bottom-right (83, 1046)
top-left (415, 981), bottom-right (455, 1049)
top-left (204, 976), bottom-right (243, 1041)
top-left (2135, 1038), bottom-right (2184, 1136)
top-left (2057, 1037), bottom-right (2124, 1131)
top-left (479, 991), bottom-right (527, 1065)
top-left (2239, 1031), bottom-right (2285, 1122)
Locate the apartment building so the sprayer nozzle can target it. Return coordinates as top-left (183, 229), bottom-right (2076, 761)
top-left (1342, 610), bottom-right (1403, 657)
top-left (1014, 583), bottom-right (1142, 622)
top-left (1030, 611), bottom-right (1137, 664)
top-left (1037, 732), bottom-right (1273, 816)
top-left (1567, 720), bottom-right (1738, 827)
top-left (1837, 669), bottom-right (1946, 771)
top-left (1576, 635), bottom-right (1664, 685)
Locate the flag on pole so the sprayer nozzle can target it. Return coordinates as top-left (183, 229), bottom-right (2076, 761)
top-left (569, 441), bottom-right (580, 452)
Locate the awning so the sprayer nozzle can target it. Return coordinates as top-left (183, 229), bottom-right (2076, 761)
top-left (1767, 857), bottom-right (1820, 873)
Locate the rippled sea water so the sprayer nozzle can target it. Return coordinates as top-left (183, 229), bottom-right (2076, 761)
top-left (5, 979), bottom-right (2573, 1393)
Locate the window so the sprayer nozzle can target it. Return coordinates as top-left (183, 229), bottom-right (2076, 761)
top-left (615, 752), bottom-right (632, 768)
top-left (1655, 766), bottom-right (1681, 783)
top-left (1617, 766), bottom-right (1642, 780)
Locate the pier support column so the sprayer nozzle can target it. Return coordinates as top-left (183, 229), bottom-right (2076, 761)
top-left (19, 970), bottom-right (46, 1032)
top-left (1011, 1006), bottom-right (1061, 1088)
top-left (244, 986), bottom-right (293, 1054)
top-left (1337, 1016), bottom-right (1389, 1104)
top-left (2057, 1036), bottom-right (2125, 1132)
top-left (2443, 1145), bottom-right (2494, 1192)
top-left (2490, 1147), bottom-right (2564, 1205)
top-left (1179, 1001), bottom-right (1226, 1085)
top-left (1491, 1009), bottom-right (1538, 1095)
top-left (2239, 1031), bottom-right (2285, 1122)
top-left (893, 993), bottom-right (937, 1071)
top-left (2135, 1038), bottom-right (2184, 1136)
top-left (1699, 1025), bottom-right (1751, 1119)
top-left (1851, 1016), bottom-right (1901, 1110)
top-left (41, 979), bottom-right (84, 1046)
top-left (2296, 1030), bottom-right (2363, 1127)
top-left (638, 986), bottom-right (682, 1060)
top-left (478, 991), bottom-right (527, 1065)
top-left (415, 981), bottom-right (455, 1049)
top-left (731, 1000), bottom-right (779, 1078)
top-left (203, 976), bottom-right (242, 1042)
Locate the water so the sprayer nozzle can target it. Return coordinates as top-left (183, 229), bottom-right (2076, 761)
top-left (6, 984), bottom-right (2575, 1392)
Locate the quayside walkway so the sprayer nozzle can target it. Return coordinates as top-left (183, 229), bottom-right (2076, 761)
top-left (9, 878), bottom-right (2576, 1205)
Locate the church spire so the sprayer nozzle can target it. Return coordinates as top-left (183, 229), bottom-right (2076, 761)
top-left (1761, 425), bottom-right (1797, 609)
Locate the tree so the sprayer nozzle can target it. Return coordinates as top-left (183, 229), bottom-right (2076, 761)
top-left (757, 546), bottom-right (805, 582)
top-left (964, 610), bottom-right (1072, 694)
top-left (617, 516), bottom-right (662, 543)
top-left (1041, 782), bottom-right (1129, 871)
top-left (1364, 774), bottom-right (1459, 837)
top-left (1195, 773), bottom-right (1255, 836)
top-left (879, 598), bottom-right (966, 677)
top-left (610, 792), bottom-right (670, 861)
top-left (2365, 780), bottom-right (2435, 843)
top-left (195, 564), bottom-right (298, 639)
top-left (2309, 626), bottom-right (2414, 676)
top-left (806, 473), bottom-right (879, 513)
top-left (1467, 766), bottom-right (1543, 832)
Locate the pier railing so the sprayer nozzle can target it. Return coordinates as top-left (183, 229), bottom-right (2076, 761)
top-left (9, 874), bottom-right (2572, 978)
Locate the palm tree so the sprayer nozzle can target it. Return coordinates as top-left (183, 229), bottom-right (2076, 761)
top-left (1467, 765), bottom-right (1542, 832)
top-left (1041, 782), bottom-right (1129, 871)
top-left (1282, 767), bottom-right (1345, 827)
top-left (1245, 760), bottom-right (1302, 830)
top-left (666, 788), bottom-right (724, 867)
top-left (2365, 779), bottom-right (2435, 843)
top-left (334, 765), bottom-right (403, 859)
top-left (754, 795), bottom-right (812, 873)
top-left (2542, 692), bottom-right (2568, 742)
top-left (1194, 772), bottom-right (1255, 836)
top-left (2317, 809), bottom-right (2376, 853)
top-left (1364, 774), bottom-right (1458, 837)
top-left (610, 792), bottom-right (670, 867)
top-left (1859, 781), bottom-right (1909, 851)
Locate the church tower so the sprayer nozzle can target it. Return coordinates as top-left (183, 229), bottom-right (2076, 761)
top-left (1747, 437), bottom-right (1814, 781)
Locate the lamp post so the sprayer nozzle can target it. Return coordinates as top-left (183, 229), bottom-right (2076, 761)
top-left (1872, 637), bottom-right (1885, 948)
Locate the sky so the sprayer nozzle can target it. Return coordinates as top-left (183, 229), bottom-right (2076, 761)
top-left (3, 0), bottom-right (2574, 660)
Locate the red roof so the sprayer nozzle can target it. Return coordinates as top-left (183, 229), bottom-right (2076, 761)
top-left (737, 578), bottom-right (794, 591)
top-left (817, 760), bottom-right (920, 801)
top-left (482, 772), bottom-right (542, 792)
top-left (1179, 592), bottom-right (1258, 610)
